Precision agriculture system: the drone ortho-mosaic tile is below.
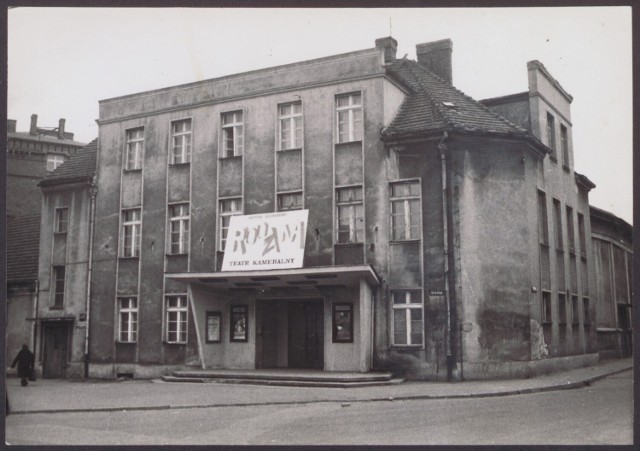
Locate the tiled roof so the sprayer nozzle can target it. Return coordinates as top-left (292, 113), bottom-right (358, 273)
top-left (39, 138), bottom-right (98, 186)
top-left (7, 215), bottom-right (41, 282)
top-left (383, 59), bottom-right (529, 139)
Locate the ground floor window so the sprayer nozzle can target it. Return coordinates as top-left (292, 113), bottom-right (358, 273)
top-left (392, 290), bottom-right (423, 346)
top-left (166, 295), bottom-right (188, 343)
top-left (118, 297), bottom-right (138, 342)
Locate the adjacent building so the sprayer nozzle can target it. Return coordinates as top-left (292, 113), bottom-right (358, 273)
top-left (29, 37), bottom-right (631, 381)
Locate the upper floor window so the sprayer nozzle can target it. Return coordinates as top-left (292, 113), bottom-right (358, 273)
top-left (53, 266), bottom-right (66, 308)
top-left (219, 198), bottom-right (242, 251)
top-left (118, 297), bottom-right (138, 343)
top-left (125, 127), bottom-right (144, 170)
top-left (392, 290), bottom-right (423, 346)
top-left (577, 213), bottom-right (587, 259)
top-left (537, 190), bottom-right (549, 246)
top-left (46, 154), bottom-right (65, 172)
top-left (560, 125), bottom-right (569, 167)
top-left (336, 93), bottom-right (363, 143)
top-left (55, 207), bottom-right (69, 233)
top-left (552, 198), bottom-right (562, 251)
top-left (121, 209), bottom-right (142, 257)
top-left (221, 111), bottom-right (244, 157)
top-left (279, 102), bottom-right (303, 150)
top-left (566, 205), bottom-right (575, 253)
top-left (546, 113), bottom-right (556, 155)
top-left (166, 295), bottom-right (188, 344)
top-left (169, 203), bottom-right (190, 255)
top-left (390, 181), bottom-right (421, 241)
top-left (336, 186), bottom-right (363, 244)
top-left (277, 192), bottom-right (303, 211)
top-left (170, 119), bottom-right (192, 164)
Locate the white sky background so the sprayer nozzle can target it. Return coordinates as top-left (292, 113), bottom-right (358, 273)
top-left (8, 7), bottom-right (633, 223)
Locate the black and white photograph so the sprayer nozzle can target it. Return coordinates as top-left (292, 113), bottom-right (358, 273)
top-left (4, 5), bottom-right (633, 446)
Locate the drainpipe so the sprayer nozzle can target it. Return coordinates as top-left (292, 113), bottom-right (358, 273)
top-left (31, 279), bottom-right (39, 355)
top-left (438, 131), bottom-right (454, 381)
top-left (84, 178), bottom-right (98, 379)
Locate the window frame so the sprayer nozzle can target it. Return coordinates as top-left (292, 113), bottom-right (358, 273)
top-left (335, 185), bottom-right (364, 244)
top-left (165, 295), bottom-right (188, 344)
top-left (335, 92), bottom-right (363, 144)
top-left (125, 127), bottom-right (144, 171)
top-left (220, 110), bottom-right (244, 158)
top-left (277, 191), bottom-right (303, 212)
top-left (278, 102), bottom-right (303, 151)
top-left (219, 197), bottom-right (242, 251)
top-left (52, 266), bottom-right (66, 309)
top-left (546, 112), bottom-right (556, 156)
top-left (118, 297), bottom-right (138, 343)
top-left (390, 180), bottom-right (422, 242)
top-left (55, 207), bottom-right (69, 234)
top-left (170, 119), bottom-right (192, 165)
top-left (46, 154), bottom-right (65, 172)
top-left (168, 203), bottom-right (190, 255)
top-left (121, 208), bottom-right (142, 258)
top-left (391, 289), bottom-right (424, 347)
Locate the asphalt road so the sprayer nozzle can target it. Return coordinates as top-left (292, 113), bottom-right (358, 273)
top-left (5, 370), bottom-right (632, 446)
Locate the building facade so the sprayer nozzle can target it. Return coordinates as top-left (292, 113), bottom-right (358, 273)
top-left (30, 37), bottom-right (631, 381)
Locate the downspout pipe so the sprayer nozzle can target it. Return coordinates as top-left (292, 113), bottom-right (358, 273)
top-left (31, 279), bottom-right (39, 355)
top-left (438, 131), bottom-right (455, 381)
top-left (84, 178), bottom-right (98, 379)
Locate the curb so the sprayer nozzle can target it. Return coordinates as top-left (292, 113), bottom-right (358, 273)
top-left (9, 365), bottom-right (631, 416)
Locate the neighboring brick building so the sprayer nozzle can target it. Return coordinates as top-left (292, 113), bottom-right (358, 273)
top-left (31, 37), bottom-right (630, 381)
top-left (7, 114), bottom-right (86, 219)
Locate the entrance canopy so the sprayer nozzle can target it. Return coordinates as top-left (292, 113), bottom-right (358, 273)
top-left (166, 265), bottom-right (380, 291)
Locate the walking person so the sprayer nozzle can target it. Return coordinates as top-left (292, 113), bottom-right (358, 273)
top-left (11, 344), bottom-right (35, 387)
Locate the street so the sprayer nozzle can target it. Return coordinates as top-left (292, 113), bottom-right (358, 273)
top-left (5, 370), bottom-right (632, 445)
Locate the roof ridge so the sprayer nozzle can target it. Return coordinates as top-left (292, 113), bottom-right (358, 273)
top-left (411, 61), bottom-right (528, 134)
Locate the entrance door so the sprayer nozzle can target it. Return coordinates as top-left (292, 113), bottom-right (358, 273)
top-left (288, 300), bottom-right (324, 369)
top-left (42, 323), bottom-right (69, 378)
top-left (256, 302), bottom-right (279, 369)
top-left (618, 304), bottom-right (632, 357)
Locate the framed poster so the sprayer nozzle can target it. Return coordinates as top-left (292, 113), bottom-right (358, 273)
top-left (332, 303), bottom-right (353, 343)
top-left (205, 311), bottom-right (221, 343)
top-left (230, 305), bottom-right (248, 342)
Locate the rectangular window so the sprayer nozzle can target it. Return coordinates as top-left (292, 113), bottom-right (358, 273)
top-left (169, 203), bottom-right (190, 254)
top-left (55, 207), bottom-right (69, 233)
top-left (336, 186), bottom-right (363, 244)
top-left (390, 181), bottom-right (421, 241)
top-left (53, 266), bottom-right (65, 308)
top-left (571, 295), bottom-right (579, 325)
top-left (542, 291), bottom-right (552, 324)
top-left (537, 190), bottom-right (549, 246)
top-left (125, 127), bottom-right (144, 170)
top-left (170, 119), bottom-right (192, 164)
top-left (560, 125), bottom-right (569, 167)
top-left (583, 298), bottom-right (590, 325)
top-left (578, 213), bottom-right (587, 259)
top-left (279, 102), bottom-right (303, 150)
top-left (566, 206), bottom-right (575, 253)
top-left (166, 295), bottom-right (188, 343)
top-left (277, 192), bottom-right (303, 211)
top-left (552, 199), bottom-right (562, 250)
top-left (546, 113), bottom-right (556, 155)
top-left (336, 93), bottom-right (363, 143)
top-left (118, 297), bottom-right (138, 343)
top-left (558, 292), bottom-right (567, 325)
top-left (221, 111), bottom-right (244, 157)
top-left (46, 154), bottom-right (65, 172)
top-left (392, 290), bottom-right (423, 346)
top-left (121, 209), bottom-right (142, 257)
top-left (219, 198), bottom-right (242, 251)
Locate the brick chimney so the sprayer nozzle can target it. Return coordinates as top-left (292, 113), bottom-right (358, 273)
top-left (375, 36), bottom-right (398, 64)
top-left (7, 119), bottom-right (16, 133)
top-left (29, 114), bottom-right (38, 135)
top-left (416, 39), bottom-right (453, 84)
top-left (58, 118), bottom-right (66, 139)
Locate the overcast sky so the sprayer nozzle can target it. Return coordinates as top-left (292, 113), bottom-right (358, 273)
top-left (7, 7), bottom-right (632, 223)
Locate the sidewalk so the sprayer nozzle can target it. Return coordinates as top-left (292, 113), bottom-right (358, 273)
top-left (6, 358), bottom-right (632, 415)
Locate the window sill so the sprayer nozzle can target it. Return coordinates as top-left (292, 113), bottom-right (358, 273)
top-left (218, 155), bottom-right (242, 160)
top-left (119, 256), bottom-right (140, 260)
top-left (334, 242), bottom-right (364, 248)
top-left (542, 321), bottom-right (553, 327)
top-left (389, 239), bottom-right (421, 245)
top-left (562, 164), bottom-right (571, 173)
top-left (166, 253), bottom-right (189, 257)
top-left (123, 168), bottom-right (142, 173)
top-left (163, 341), bottom-right (187, 346)
top-left (390, 345), bottom-right (423, 349)
top-left (169, 162), bottom-right (191, 167)
top-left (115, 341), bottom-right (137, 345)
top-left (49, 306), bottom-right (64, 311)
top-left (335, 140), bottom-right (362, 147)
top-left (548, 155), bottom-right (558, 164)
top-left (277, 147), bottom-right (303, 153)
top-left (54, 231), bottom-right (68, 236)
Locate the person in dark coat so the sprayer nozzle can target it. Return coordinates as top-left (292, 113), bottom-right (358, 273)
top-left (11, 344), bottom-right (35, 387)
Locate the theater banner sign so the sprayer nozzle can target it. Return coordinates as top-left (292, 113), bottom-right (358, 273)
top-left (221, 210), bottom-right (309, 271)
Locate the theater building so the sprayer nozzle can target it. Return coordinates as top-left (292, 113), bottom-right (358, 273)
top-left (33, 37), bottom-right (626, 381)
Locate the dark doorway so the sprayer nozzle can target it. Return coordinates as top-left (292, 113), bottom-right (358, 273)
top-left (42, 323), bottom-right (70, 378)
top-left (288, 300), bottom-right (324, 369)
top-left (617, 304), bottom-right (632, 358)
top-left (255, 302), bottom-right (279, 369)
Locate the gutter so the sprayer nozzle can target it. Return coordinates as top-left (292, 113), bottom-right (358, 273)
top-left (84, 178), bottom-right (98, 378)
